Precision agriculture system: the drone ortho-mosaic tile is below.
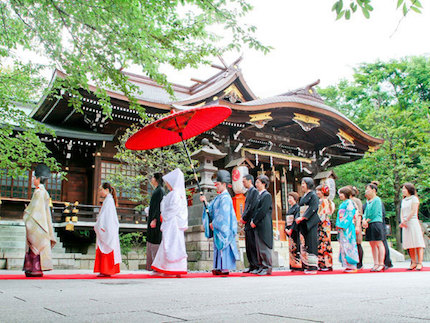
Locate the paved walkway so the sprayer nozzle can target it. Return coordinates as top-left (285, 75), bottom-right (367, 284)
top-left (0, 262), bottom-right (429, 322)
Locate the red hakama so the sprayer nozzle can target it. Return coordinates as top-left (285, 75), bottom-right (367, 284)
top-left (94, 248), bottom-right (120, 276)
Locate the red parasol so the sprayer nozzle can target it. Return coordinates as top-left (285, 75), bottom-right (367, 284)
top-left (125, 105), bottom-right (231, 150)
top-left (125, 105), bottom-right (232, 214)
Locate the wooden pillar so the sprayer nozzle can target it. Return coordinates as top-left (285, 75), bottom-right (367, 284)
top-left (92, 152), bottom-right (102, 205)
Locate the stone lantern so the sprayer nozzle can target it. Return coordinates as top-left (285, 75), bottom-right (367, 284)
top-left (190, 138), bottom-right (226, 193)
top-left (187, 138), bottom-right (226, 226)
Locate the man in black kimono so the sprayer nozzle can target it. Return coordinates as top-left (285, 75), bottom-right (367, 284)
top-left (296, 177), bottom-right (319, 274)
top-left (146, 173), bottom-right (165, 271)
top-left (251, 175), bottom-right (273, 276)
top-left (240, 174), bottom-right (259, 274)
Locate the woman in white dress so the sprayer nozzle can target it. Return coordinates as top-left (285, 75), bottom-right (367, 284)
top-left (399, 183), bottom-right (425, 271)
top-left (151, 168), bottom-right (188, 275)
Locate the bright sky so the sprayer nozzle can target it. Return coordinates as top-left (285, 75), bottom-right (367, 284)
top-left (157, 0), bottom-right (430, 98)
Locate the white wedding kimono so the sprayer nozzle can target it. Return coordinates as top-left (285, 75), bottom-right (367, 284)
top-left (94, 193), bottom-right (122, 265)
top-left (151, 168), bottom-right (188, 274)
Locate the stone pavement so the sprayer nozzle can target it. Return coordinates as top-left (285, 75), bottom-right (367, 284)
top-left (0, 262), bottom-right (429, 323)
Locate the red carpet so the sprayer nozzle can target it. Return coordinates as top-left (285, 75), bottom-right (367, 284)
top-left (1, 267), bottom-right (428, 280)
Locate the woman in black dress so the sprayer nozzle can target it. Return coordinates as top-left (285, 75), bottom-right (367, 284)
top-left (296, 177), bottom-right (320, 274)
top-left (285, 192), bottom-right (301, 271)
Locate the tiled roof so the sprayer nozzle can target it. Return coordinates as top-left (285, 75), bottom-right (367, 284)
top-left (109, 80), bottom-right (190, 104)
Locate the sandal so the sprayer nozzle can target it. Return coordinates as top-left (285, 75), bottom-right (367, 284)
top-left (416, 263), bottom-right (423, 271)
top-left (407, 263), bottom-right (417, 271)
top-left (374, 265), bottom-right (385, 272)
top-left (370, 265), bottom-right (378, 272)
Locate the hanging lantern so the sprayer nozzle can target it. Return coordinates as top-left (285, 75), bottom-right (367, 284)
top-left (289, 159), bottom-right (292, 171)
top-left (65, 222), bottom-right (74, 231)
top-left (255, 153), bottom-right (258, 166)
top-left (300, 161), bottom-right (303, 173)
top-left (232, 166), bottom-right (249, 195)
top-left (270, 155), bottom-right (273, 168)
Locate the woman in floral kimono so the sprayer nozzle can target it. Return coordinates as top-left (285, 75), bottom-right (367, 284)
top-left (285, 192), bottom-right (302, 271)
top-left (316, 185), bottom-right (334, 271)
top-left (336, 186), bottom-right (359, 273)
top-left (151, 168), bottom-right (188, 276)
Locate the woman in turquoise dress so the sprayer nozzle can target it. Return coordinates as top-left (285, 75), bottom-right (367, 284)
top-left (336, 186), bottom-right (359, 273)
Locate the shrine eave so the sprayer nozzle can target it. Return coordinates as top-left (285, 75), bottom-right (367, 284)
top-left (223, 96), bottom-right (384, 147)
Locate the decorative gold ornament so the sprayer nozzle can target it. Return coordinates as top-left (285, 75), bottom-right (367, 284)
top-left (337, 129), bottom-right (355, 146)
top-left (292, 113), bottom-right (320, 132)
top-left (223, 84), bottom-right (245, 103)
top-left (368, 146), bottom-right (377, 153)
top-left (249, 112), bottom-right (273, 122)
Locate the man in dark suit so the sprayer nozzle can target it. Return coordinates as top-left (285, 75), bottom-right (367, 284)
top-left (146, 173), bottom-right (165, 270)
top-left (240, 174), bottom-right (259, 274)
top-left (251, 175), bottom-right (273, 275)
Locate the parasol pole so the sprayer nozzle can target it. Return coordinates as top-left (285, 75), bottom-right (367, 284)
top-left (176, 127), bottom-right (209, 215)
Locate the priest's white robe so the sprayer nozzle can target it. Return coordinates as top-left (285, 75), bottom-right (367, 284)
top-left (23, 184), bottom-right (56, 271)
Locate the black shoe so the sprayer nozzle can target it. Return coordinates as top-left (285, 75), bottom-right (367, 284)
top-left (243, 268), bottom-right (252, 273)
top-left (25, 271), bottom-right (43, 277)
top-left (212, 269), bottom-right (221, 275)
top-left (250, 268), bottom-right (260, 274)
top-left (220, 271), bottom-right (229, 275)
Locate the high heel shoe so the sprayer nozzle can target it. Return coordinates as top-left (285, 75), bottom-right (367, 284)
top-left (407, 263), bottom-right (417, 271)
top-left (370, 265), bottom-right (378, 272)
top-left (416, 263), bottom-right (423, 271)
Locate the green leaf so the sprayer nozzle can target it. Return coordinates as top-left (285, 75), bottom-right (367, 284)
top-left (396, 0), bottom-right (404, 9)
top-left (410, 6), bottom-right (421, 13)
top-left (413, 0), bottom-right (423, 8)
top-left (362, 8), bottom-right (370, 18)
top-left (403, 3), bottom-right (408, 15)
top-left (345, 10), bottom-right (351, 19)
top-left (336, 10), bottom-right (345, 20)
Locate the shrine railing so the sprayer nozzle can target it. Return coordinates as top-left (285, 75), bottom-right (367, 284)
top-left (51, 203), bottom-right (146, 225)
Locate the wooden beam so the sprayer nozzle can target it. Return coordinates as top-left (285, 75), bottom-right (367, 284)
top-left (62, 109), bottom-right (76, 124)
top-left (190, 78), bottom-right (206, 84)
top-left (217, 55), bottom-right (228, 68)
top-left (41, 97), bottom-right (61, 123)
top-left (211, 64), bottom-right (226, 70)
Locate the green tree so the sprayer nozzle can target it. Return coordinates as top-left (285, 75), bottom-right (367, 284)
top-left (331, 0), bottom-right (423, 20)
top-left (319, 56), bottom-right (430, 250)
top-left (108, 123), bottom-right (199, 209)
top-left (0, 0), bottom-right (269, 177)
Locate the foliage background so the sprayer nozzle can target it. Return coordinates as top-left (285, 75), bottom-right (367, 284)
top-left (319, 56), bottom-right (430, 248)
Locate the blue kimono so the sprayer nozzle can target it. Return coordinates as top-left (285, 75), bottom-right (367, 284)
top-left (336, 199), bottom-right (359, 267)
top-left (202, 190), bottom-right (239, 270)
